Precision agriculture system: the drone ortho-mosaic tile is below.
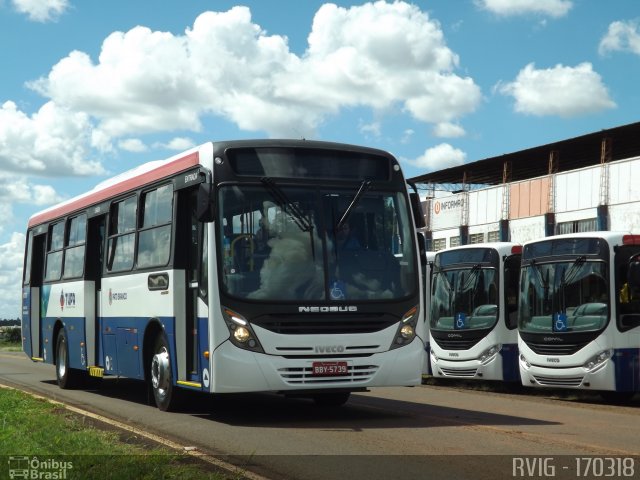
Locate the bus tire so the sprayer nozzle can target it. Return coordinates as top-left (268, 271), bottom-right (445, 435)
top-left (312, 392), bottom-right (350, 407)
top-left (55, 329), bottom-right (82, 389)
top-left (150, 334), bottom-right (181, 411)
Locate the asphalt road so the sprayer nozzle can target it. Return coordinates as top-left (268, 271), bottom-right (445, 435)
top-left (1, 351), bottom-right (638, 480)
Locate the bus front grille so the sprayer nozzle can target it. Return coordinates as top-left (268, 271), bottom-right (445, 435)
top-left (524, 341), bottom-right (590, 356)
top-left (439, 367), bottom-right (478, 377)
top-left (278, 365), bottom-right (378, 384)
top-left (533, 375), bottom-right (584, 387)
top-left (433, 338), bottom-right (481, 350)
top-left (253, 314), bottom-right (397, 335)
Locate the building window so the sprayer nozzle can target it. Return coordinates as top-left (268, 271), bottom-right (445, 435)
top-left (556, 218), bottom-right (598, 235)
top-left (488, 230), bottom-right (500, 242)
top-left (449, 236), bottom-right (461, 248)
top-left (469, 233), bottom-right (484, 244)
top-left (432, 238), bottom-right (446, 251)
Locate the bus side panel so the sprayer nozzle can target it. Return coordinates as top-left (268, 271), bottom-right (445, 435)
top-left (21, 287), bottom-right (33, 358)
top-left (198, 315), bottom-right (209, 388)
top-left (65, 317), bottom-right (88, 370)
top-left (613, 348), bottom-right (640, 392)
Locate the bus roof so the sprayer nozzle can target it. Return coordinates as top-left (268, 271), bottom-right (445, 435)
top-left (28, 147), bottom-right (200, 228)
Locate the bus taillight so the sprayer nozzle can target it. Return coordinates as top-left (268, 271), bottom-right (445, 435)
top-left (623, 235), bottom-right (640, 245)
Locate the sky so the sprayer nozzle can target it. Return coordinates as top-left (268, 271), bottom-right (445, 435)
top-left (1, 0), bottom-right (640, 318)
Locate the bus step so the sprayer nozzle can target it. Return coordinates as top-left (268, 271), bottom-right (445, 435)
top-left (88, 367), bottom-right (104, 378)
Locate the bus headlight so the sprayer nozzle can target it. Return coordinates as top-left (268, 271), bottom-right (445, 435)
top-left (430, 347), bottom-right (439, 363)
top-left (583, 349), bottom-right (612, 372)
top-left (519, 353), bottom-right (531, 370)
top-left (390, 306), bottom-right (419, 350)
top-left (222, 307), bottom-right (264, 353)
top-left (479, 344), bottom-right (502, 365)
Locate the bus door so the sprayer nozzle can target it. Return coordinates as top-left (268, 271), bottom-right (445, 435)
top-left (175, 188), bottom-right (204, 383)
top-left (22, 231), bottom-right (46, 360)
top-left (86, 214), bottom-right (106, 368)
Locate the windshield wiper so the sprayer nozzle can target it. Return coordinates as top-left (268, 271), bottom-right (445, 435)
top-left (261, 177), bottom-right (316, 261)
top-left (336, 180), bottom-right (371, 231)
top-left (261, 177), bottom-right (313, 233)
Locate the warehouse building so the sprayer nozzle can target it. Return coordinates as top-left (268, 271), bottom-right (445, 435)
top-left (409, 121), bottom-right (640, 250)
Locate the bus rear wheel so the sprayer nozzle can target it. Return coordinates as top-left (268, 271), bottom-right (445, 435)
top-left (150, 334), bottom-right (181, 411)
top-left (55, 330), bottom-right (82, 389)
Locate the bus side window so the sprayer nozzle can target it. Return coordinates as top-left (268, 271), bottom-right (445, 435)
top-left (44, 221), bottom-right (65, 282)
top-left (107, 196), bottom-right (137, 272)
top-left (63, 214), bottom-right (87, 279)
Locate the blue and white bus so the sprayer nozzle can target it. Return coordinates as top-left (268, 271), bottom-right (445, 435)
top-left (428, 243), bottom-right (522, 382)
top-left (518, 232), bottom-right (640, 401)
top-left (21, 140), bottom-right (427, 410)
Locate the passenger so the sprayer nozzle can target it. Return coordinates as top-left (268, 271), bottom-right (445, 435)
top-left (336, 222), bottom-right (361, 250)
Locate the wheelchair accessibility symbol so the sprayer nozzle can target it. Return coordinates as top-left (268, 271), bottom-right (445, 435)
top-left (454, 313), bottom-right (467, 330)
top-left (553, 313), bottom-right (568, 332)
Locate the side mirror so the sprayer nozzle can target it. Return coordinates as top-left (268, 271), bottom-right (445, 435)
top-left (196, 183), bottom-right (215, 222)
top-left (409, 192), bottom-right (426, 229)
top-left (417, 232), bottom-right (427, 266)
top-left (628, 261), bottom-right (640, 289)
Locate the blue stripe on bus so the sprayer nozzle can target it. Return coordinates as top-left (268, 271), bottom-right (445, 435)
top-left (613, 348), bottom-right (640, 392)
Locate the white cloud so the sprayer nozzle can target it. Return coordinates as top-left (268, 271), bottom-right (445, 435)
top-left (359, 121), bottom-right (381, 137)
top-left (475, 0), bottom-right (572, 18)
top-left (118, 138), bottom-right (148, 153)
top-left (433, 122), bottom-right (466, 138)
top-left (28, 2), bottom-right (480, 141)
top-left (156, 137), bottom-right (197, 151)
top-left (401, 129), bottom-right (414, 144)
top-left (404, 143), bottom-right (466, 170)
top-left (498, 62), bottom-right (616, 117)
top-left (0, 101), bottom-right (106, 176)
top-left (11, 0), bottom-right (69, 22)
top-left (599, 20), bottom-right (640, 56)
top-left (0, 232), bottom-right (26, 319)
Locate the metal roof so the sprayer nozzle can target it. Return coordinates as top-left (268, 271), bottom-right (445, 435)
top-left (408, 121), bottom-right (640, 190)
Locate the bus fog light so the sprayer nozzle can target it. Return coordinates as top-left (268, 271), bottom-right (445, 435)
top-left (583, 349), bottom-right (612, 372)
top-left (479, 344), bottom-right (501, 365)
top-left (234, 326), bottom-right (251, 343)
top-left (519, 353), bottom-right (531, 370)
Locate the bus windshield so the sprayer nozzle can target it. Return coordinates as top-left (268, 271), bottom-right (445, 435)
top-left (519, 259), bottom-right (609, 334)
top-left (218, 184), bottom-right (416, 301)
top-left (430, 265), bottom-right (499, 331)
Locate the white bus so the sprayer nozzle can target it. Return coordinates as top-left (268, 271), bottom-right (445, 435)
top-left (428, 243), bottom-right (522, 382)
top-left (21, 140), bottom-right (427, 410)
top-left (518, 232), bottom-right (640, 402)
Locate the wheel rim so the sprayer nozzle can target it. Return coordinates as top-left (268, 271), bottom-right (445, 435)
top-left (151, 346), bottom-right (170, 400)
top-left (57, 337), bottom-right (67, 379)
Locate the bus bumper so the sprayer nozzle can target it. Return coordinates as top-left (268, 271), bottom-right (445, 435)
top-left (210, 337), bottom-right (425, 394)
top-left (518, 356), bottom-right (617, 391)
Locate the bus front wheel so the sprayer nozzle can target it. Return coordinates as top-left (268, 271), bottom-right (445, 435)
top-left (150, 334), bottom-right (181, 411)
top-left (55, 329), bottom-right (82, 389)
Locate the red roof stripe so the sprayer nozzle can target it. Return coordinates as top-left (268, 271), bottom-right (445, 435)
top-left (29, 151), bottom-right (200, 228)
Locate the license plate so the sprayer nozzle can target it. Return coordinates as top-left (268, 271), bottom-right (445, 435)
top-left (312, 361), bottom-right (348, 376)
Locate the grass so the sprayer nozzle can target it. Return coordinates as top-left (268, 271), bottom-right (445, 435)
top-left (0, 330), bottom-right (22, 352)
top-left (0, 387), bottom-right (238, 480)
